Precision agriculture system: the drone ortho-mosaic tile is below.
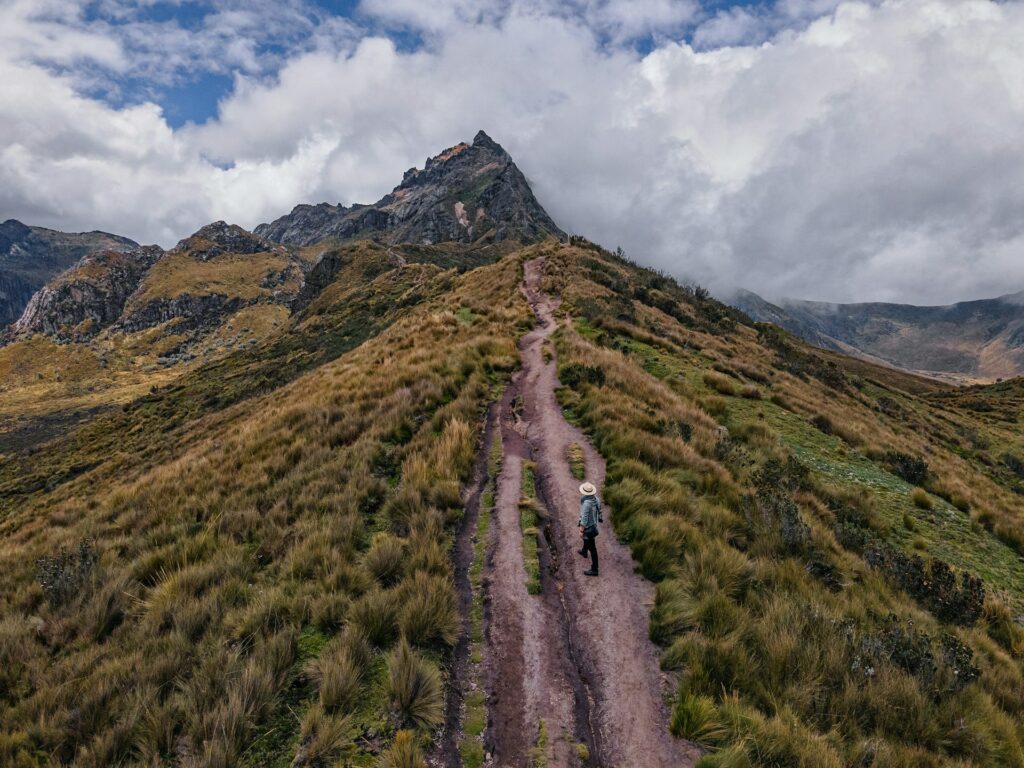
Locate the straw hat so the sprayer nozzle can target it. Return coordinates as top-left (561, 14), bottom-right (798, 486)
top-left (579, 482), bottom-right (596, 496)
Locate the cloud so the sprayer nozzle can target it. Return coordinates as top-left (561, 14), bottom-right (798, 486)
top-left (2, 0), bottom-right (1024, 305)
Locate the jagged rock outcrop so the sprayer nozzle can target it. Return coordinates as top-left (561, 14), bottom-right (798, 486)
top-left (116, 293), bottom-right (245, 334)
top-left (113, 223), bottom-right (298, 335)
top-left (0, 219), bottom-right (138, 326)
top-left (13, 247), bottom-right (163, 341)
top-left (255, 130), bottom-right (566, 247)
top-left (173, 221), bottom-right (276, 261)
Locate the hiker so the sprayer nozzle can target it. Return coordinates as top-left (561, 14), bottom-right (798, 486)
top-left (578, 481), bottom-right (602, 576)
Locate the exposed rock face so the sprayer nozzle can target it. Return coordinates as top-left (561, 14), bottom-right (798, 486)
top-left (14, 247), bottom-right (163, 340)
top-left (733, 288), bottom-right (1024, 381)
top-left (0, 219), bottom-right (138, 326)
top-left (116, 293), bottom-right (245, 334)
top-left (294, 247), bottom-right (353, 309)
top-left (173, 221), bottom-right (275, 261)
top-left (0, 272), bottom-right (37, 327)
top-left (255, 130), bottom-right (566, 247)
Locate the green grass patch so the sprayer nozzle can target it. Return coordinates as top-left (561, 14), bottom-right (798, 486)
top-left (459, 429), bottom-right (501, 766)
top-left (529, 719), bottom-right (550, 768)
top-left (726, 394), bottom-right (1024, 607)
top-left (521, 461), bottom-right (543, 595)
top-left (568, 442), bottom-right (586, 481)
top-left (455, 306), bottom-right (479, 325)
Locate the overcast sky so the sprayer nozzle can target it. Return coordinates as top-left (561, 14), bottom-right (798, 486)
top-left (2, 0), bottom-right (1023, 304)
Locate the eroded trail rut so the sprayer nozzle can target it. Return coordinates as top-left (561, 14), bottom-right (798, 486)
top-left (480, 257), bottom-right (698, 768)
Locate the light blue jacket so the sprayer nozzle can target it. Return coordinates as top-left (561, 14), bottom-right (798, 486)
top-left (579, 495), bottom-right (601, 529)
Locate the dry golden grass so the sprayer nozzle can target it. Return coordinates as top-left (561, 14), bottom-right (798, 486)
top-left (545, 243), bottom-right (1024, 765)
top-left (5, 237), bottom-right (1024, 765)
top-left (129, 250), bottom-right (300, 305)
top-left (0, 249), bottom-right (529, 765)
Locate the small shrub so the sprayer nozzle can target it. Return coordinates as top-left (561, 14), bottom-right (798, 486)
top-left (703, 371), bottom-right (738, 396)
top-left (387, 638), bottom-right (443, 729)
top-left (911, 489), bottom-right (932, 510)
top-left (864, 547), bottom-right (985, 626)
top-left (747, 459), bottom-right (810, 554)
top-left (560, 362), bottom-right (605, 389)
top-left (1001, 452), bottom-right (1024, 479)
top-left (885, 451), bottom-right (929, 486)
top-left (876, 396), bottom-right (903, 418)
top-left (37, 539), bottom-right (98, 606)
top-left (811, 414), bottom-right (833, 434)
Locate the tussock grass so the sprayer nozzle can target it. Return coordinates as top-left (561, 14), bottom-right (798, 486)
top-left (0, 251), bottom-right (531, 764)
top-left (911, 488), bottom-right (933, 510)
top-left (8, 238), bottom-right (1024, 764)
top-left (365, 533), bottom-right (406, 586)
top-left (545, 243), bottom-right (1024, 765)
top-left (387, 638), bottom-right (444, 730)
top-left (379, 729), bottom-right (426, 768)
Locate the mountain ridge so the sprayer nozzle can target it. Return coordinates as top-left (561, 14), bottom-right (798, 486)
top-left (733, 287), bottom-right (1024, 382)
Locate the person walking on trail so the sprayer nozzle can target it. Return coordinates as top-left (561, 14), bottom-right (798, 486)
top-left (578, 481), bottom-right (602, 576)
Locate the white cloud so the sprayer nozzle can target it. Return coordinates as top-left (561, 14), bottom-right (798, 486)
top-left (2, 0), bottom-right (1024, 304)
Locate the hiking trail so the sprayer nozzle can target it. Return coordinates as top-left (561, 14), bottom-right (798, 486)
top-left (460, 256), bottom-right (699, 767)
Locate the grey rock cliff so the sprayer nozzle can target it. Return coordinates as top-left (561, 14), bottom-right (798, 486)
top-left (13, 247), bottom-right (163, 341)
top-left (0, 219), bottom-right (138, 326)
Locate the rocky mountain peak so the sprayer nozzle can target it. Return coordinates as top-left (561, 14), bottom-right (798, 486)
top-left (255, 131), bottom-right (565, 247)
top-left (0, 219), bottom-right (32, 247)
top-left (175, 221), bottom-right (273, 261)
top-left (472, 129), bottom-right (501, 151)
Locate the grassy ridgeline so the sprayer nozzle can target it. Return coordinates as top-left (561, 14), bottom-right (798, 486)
top-left (0, 253), bottom-right (530, 767)
top-left (4, 237), bottom-right (1024, 767)
top-left (547, 244), bottom-right (1024, 767)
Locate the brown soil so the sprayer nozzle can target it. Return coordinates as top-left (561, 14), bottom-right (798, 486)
top-left (478, 257), bottom-right (699, 767)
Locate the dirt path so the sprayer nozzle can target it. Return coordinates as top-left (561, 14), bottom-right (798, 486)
top-left (479, 257), bottom-right (699, 767)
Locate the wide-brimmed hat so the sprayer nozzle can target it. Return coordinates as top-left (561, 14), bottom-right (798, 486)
top-left (579, 482), bottom-right (596, 496)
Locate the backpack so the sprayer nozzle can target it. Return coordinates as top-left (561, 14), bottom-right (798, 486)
top-left (587, 495), bottom-right (603, 523)
top-left (583, 496), bottom-right (602, 537)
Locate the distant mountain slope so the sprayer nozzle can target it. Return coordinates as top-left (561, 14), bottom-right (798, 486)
top-left (255, 130), bottom-right (565, 246)
top-left (0, 219), bottom-right (138, 326)
top-left (733, 288), bottom-right (1024, 381)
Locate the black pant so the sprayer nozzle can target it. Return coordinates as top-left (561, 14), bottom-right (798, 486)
top-left (582, 533), bottom-right (598, 572)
